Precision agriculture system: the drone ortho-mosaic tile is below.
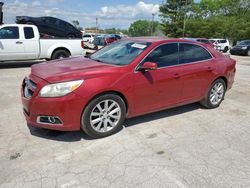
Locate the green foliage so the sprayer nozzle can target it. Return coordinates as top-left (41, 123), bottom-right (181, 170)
top-left (160, 0), bottom-right (250, 43)
top-left (71, 20), bottom-right (83, 30)
top-left (128, 20), bottom-right (159, 37)
top-left (159, 0), bottom-right (193, 37)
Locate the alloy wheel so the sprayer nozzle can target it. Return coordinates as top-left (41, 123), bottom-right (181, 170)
top-left (90, 100), bottom-right (121, 133)
top-left (209, 82), bottom-right (224, 106)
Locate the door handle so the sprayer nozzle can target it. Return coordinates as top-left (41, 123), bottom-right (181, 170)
top-left (207, 67), bottom-right (215, 72)
top-left (173, 73), bottom-right (180, 79)
top-left (16, 41), bottom-right (23, 44)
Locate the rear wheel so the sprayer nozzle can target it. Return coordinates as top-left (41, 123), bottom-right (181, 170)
top-left (223, 46), bottom-right (229, 53)
top-left (81, 94), bottom-right (126, 138)
top-left (51, 49), bottom-right (70, 60)
top-left (200, 79), bottom-right (226, 109)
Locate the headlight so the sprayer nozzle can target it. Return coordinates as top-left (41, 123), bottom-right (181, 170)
top-left (39, 80), bottom-right (83, 97)
top-left (241, 46), bottom-right (247, 50)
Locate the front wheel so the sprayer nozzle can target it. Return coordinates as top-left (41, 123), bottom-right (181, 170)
top-left (247, 50), bottom-right (250, 56)
top-left (200, 79), bottom-right (226, 109)
top-left (81, 94), bottom-right (126, 138)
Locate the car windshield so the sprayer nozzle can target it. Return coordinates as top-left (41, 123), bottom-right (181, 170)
top-left (90, 40), bottom-right (151, 65)
top-left (237, 40), bottom-right (250, 45)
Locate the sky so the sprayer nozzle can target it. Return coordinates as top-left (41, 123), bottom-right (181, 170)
top-left (1, 0), bottom-right (164, 29)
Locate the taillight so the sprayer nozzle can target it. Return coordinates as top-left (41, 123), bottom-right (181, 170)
top-left (81, 41), bottom-right (84, 49)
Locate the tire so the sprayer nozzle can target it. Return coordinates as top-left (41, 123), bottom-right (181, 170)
top-left (81, 94), bottom-right (126, 138)
top-left (223, 46), bottom-right (229, 53)
top-left (51, 49), bottom-right (70, 60)
top-left (200, 79), bottom-right (226, 109)
top-left (247, 50), bottom-right (250, 56)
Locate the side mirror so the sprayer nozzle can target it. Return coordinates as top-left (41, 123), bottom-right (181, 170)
top-left (138, 62), bottom-right (157, 72)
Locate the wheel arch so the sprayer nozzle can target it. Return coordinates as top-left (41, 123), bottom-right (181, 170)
top-left (213, 76), bottom-right (228, 89)
top-left (84, 90), bottom-right (129, 114)
top-left (51, 47), bottom-right (71, 59)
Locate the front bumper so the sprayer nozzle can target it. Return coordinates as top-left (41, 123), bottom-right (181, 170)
top-left (230, 48), bottom-right (248, 55)
top-left (21, 75), bottom-right (87, 131)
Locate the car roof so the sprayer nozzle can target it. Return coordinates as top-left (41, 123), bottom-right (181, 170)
top-left (125, 37), bottom-right (208, 44)
top-left (210, 39), bottom-right (228, 40)
top-left (0, 24), bottom-right (36, 27)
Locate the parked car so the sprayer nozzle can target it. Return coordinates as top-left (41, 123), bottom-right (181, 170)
top-left (230, 40), bottom-right (250, 56)
top-left (84, 34), bottom-right (118, 54)
top-left (210, 39), bottom-right (230, 53)
top-left (184, 38), bottom-right (214, 48)
top-left (82, 34), bottom-right (95, 43)
top-left (16, 16), bottom-right (82, 38)
top-left (0, 24), bottom-right (85, 61)
top-left (21, 38), bottom-right (236, 138)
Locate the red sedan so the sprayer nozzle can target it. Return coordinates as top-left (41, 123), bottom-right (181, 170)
top-left (21, 37), bottom-right (236, 138)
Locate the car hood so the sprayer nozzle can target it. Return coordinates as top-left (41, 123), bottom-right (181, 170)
top-left (31, 57), bottom-right (121, 83)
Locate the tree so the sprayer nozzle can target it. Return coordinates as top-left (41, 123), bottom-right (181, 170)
top-left (186, 0), bottom-right (250, 43)
top-left (128, 20), bottom-right (159, 37)
top-left (159, 0), bottom-right (193, 37)
top-left (71, 20), bottom-right (83, 30)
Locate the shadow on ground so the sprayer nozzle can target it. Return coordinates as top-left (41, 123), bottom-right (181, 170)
top-left (0, 60), bottom-right (44, 69)
top-left (28, 103), bottom-right (201, 142)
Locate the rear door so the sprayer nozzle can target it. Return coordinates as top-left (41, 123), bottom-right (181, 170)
top-left (179, 43), bottom-right (215, 102)
top-left (133, 43), bottom-right (183, 115)
top-left (0, 26), bottom-right (26, 61)
top-left (22, 26), bottom-right (40, 59)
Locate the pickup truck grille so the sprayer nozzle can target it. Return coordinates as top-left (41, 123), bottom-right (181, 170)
top-left (23, 78), bottom-right (37, 99)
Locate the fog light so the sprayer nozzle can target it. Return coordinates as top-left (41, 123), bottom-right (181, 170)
top-left (37, 116), bottom-right (63, 125)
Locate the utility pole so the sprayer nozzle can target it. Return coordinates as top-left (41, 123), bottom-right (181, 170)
top-left (95, 17), bottom-right (98, 34)
top-left (151, 13), bottom-right (155, 36)
top-left (0, 2), bottom-right (4, 25)
top-left (182, 0), bottom-right (188, 37)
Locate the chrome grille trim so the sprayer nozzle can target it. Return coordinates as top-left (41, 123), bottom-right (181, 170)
top-left (23, 78), bottom-right (37, 99)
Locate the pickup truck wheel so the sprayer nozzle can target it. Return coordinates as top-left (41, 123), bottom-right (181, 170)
top-left (81, 94), bottom-right (126, 138)
top-left (51, 49), bottom-right (70, 60)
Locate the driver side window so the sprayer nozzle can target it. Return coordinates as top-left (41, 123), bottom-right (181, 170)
top-left (0, 27), bottom-right (19, 39)
top-left (143, 43), bottom-right (179, 68)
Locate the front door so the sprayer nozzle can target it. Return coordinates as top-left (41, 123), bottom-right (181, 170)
top-left (0, 26), bottom-right (25, 61)
top-left (132, 43), bottom-right (183, 115)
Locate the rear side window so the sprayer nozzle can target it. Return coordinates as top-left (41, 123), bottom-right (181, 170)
top-left (144, 43), bottom-right (179, 67)
top-left (24, 27), bottom-right (35, 39)
top-left (200, 39), bottom-right (210, 44)
top-left (0, 27), bottom-right (19, 39)
top-left (219, 40), bottom-right (227, 43)
top-left (179, 43), bottom-right (212, 64)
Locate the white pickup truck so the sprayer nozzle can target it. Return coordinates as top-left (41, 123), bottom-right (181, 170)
top-left (0, 24), bottom-right (85, 61)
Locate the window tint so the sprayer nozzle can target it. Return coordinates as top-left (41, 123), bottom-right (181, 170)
top-left (200, 39), bottom-right (210, 44)
top-left (0, 27), bottom-right (19, 39)
top-left (144, 43), bottom-right (179, 67)
top-left (24, 27), bottom-right (34, 39)
top-left (179, 43), bottom-right (212, 64)
top-left (219, 40), bottom-right (227, 43)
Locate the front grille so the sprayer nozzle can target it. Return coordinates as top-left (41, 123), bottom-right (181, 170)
top-left (23, 78), bottom-right (37, 99)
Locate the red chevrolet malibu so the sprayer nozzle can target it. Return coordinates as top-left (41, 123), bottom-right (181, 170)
top-left (21, 38), bottom-right (236, 138)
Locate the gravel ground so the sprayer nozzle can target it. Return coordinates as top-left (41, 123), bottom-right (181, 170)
top-left (0, 55), bottom-right (250, 188)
